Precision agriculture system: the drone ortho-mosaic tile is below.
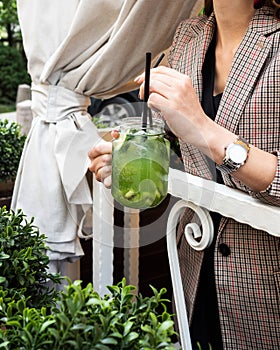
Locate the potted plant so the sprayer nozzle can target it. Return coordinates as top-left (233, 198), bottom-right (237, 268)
top-left (0, 206), bottom-right (62, 314)
top-left (0, 119), bottom-right (26, 208)
top-left (1, 279), bottom-right (178, 349)
top-left (0, 207), bottom-right (179, 349)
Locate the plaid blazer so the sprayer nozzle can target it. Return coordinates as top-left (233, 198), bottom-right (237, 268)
top-left (169, 7), bottom-right (280, 349)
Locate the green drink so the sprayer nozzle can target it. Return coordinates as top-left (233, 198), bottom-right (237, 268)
top-left (112, 118), bottom-right (170, 209)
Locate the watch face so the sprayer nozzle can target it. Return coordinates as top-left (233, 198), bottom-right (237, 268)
top-left (228, 143), bottom-right (248, 163)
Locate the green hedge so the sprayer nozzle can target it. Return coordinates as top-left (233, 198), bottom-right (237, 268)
top-left (0, 45), bottom-right (30, 104)
top-left (0, 119), bottom-right (26, 182)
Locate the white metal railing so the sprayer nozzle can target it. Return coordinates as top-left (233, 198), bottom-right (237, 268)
top-left (168, 168), bottom-right (280, 236)
top-left (166, 168), bottom-right (280, 349)
top-left (92, 167), bottom-right (280, 349)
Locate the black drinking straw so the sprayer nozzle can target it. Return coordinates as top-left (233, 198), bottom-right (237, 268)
top-left (141, 52), bottom-right (152, 131)
top-left (153, 52), bottom-right (165, 69)
top-left (141, 52), bottom-right (165, 130)
top-left (148, 53), bottom-right (165, 128)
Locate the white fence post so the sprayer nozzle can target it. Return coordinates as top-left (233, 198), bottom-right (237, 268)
top-left (92, 177), bottom-right (114, 296)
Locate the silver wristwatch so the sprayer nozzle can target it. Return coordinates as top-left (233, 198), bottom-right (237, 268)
top-left (217, 137), bottom-right (250, 174)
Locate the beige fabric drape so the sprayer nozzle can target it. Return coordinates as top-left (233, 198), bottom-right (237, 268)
top-left (12, 0), bottom-right (199, 263)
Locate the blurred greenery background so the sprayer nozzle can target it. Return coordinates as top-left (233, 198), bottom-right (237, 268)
top-left (0, 0), bottom-right (30, 113)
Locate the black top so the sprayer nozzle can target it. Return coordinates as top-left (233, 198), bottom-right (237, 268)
top-left (189, 38), bottom-right (224, 350)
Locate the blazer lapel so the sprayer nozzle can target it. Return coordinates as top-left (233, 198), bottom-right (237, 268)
top-left (179, 15), bottom-right (217, 180)
top-left (216, 8), bottom-right (278, 133)
top-left (189, 14), bottom-right (216, 101)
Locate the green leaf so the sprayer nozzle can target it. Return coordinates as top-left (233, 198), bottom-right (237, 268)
top-left (123, 320), bottom-right (134, 336)
top-left (158, 320), bottom-right (174, 333)
top-left (6, 320), bottom-right (21, 327)
top-left (0, 341), bottom-right (10, 348)
top-left (56, 312), bottom-right (70, 326)
top-left (95, 344), bottom-right (111, 350)
top-left (149, 312), bottom-right (158, 327)
top-left (39, 320), bottom-right (56, 333)
top-left (141, 325), bottom-right (154, 335)
top-left (0, 253), bottom-right (9, 260)
top-left (125, 331), bottom-right (139, 343)
top-left (101, 337), bottom-right (118, 345)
